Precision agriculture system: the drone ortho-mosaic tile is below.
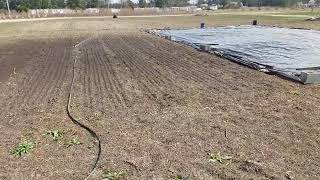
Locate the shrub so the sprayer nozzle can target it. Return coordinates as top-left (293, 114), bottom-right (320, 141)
top-left (16, 5), bottom-right (29, 13)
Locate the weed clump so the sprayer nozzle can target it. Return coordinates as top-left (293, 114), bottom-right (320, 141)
top-left (12, 140), bottom-right (34, 157)
top-left (46, 129), bottom-right (64, 141)
top-left (174, 174), bottom-right (189, 180)
top-left (208, 151), bottom-right (232, 164)
top-left (102, 171), bottom-right (126, 180)
top-left (66, 138), bottom-right (82, 148)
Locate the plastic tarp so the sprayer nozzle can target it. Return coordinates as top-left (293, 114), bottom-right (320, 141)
top-left (158, 25), bottom-right (320, 83)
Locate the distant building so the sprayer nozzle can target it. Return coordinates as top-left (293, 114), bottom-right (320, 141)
top-left (111, 8), bottom-right (120, 14)
top-left (200, 4), bottom-right (220, 10)
top-left (229, 1), bottom-right (238, 6)
top-left (209, 5), bottom-right (218, 10)
top-left (200, 3), bottom-right (208, 10)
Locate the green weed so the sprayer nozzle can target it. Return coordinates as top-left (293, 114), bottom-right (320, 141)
top-left (46, 129), bottom-right (64, 141)
top-left (174, 174), bottom-right (189, 180)
top-left (289, 90), bottom-right (300, 95)
top-left (102, 171), bottom-right (126, 180)
top-left (12, 140), bottom-right (34, 157)
top-left (66, 138), bottom-right (82, 148)
top-left (208, 151), bottom-right (232, 164)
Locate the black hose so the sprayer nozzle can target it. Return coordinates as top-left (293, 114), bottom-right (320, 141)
top-left (67, 41), bottom-right (101, 179)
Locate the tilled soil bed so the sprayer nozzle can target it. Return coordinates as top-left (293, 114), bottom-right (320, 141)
top-left (0, 20), bottom-right (319, 180)
top-left (71, 32), bottom-right (320, 179)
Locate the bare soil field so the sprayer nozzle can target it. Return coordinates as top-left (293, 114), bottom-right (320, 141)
top-left (0, 14), bottom-right (319, 179)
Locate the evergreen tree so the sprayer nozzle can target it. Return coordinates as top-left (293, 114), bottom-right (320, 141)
top-left (127, 0), bottom-right (135, 8)
top-left (155, 0), bottom-right (167, 7)
top-left (167, 0), bottom-right (189, 6)
top-left (86, 0), bottom-right (98, 8)
top-left (67, 0), bottom-right (85, 9)
top-left (138, 0), bottom-right (146, 7)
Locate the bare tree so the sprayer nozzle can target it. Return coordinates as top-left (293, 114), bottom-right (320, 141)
top-left (6, 0), bottom-right (11, 16)
top-left (120, 0), bottom-right (127, 8)
top-left (104, 0), bottom-right (110, 8)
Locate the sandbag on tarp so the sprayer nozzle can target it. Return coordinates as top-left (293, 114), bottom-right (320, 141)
top-left (306, 17), bottom-right (320, 21)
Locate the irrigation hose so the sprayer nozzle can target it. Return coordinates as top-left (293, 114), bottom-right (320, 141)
top-left (67, 39), bottom-right (101, 179)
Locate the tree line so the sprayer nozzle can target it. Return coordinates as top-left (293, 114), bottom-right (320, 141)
top-left (0, 0), bottom-right (316, 12)
top-left (199, 0), bottom-right (315, 7)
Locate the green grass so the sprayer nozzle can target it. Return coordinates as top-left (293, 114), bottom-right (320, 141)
top-left (102, 171), bottom-right (126, 180)
top-left (12, 140), bottom-right (34, 157)
top-left (1, 10), bottom-right (320, 39)
top-left (278, 10), bottom-right (320, 16)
